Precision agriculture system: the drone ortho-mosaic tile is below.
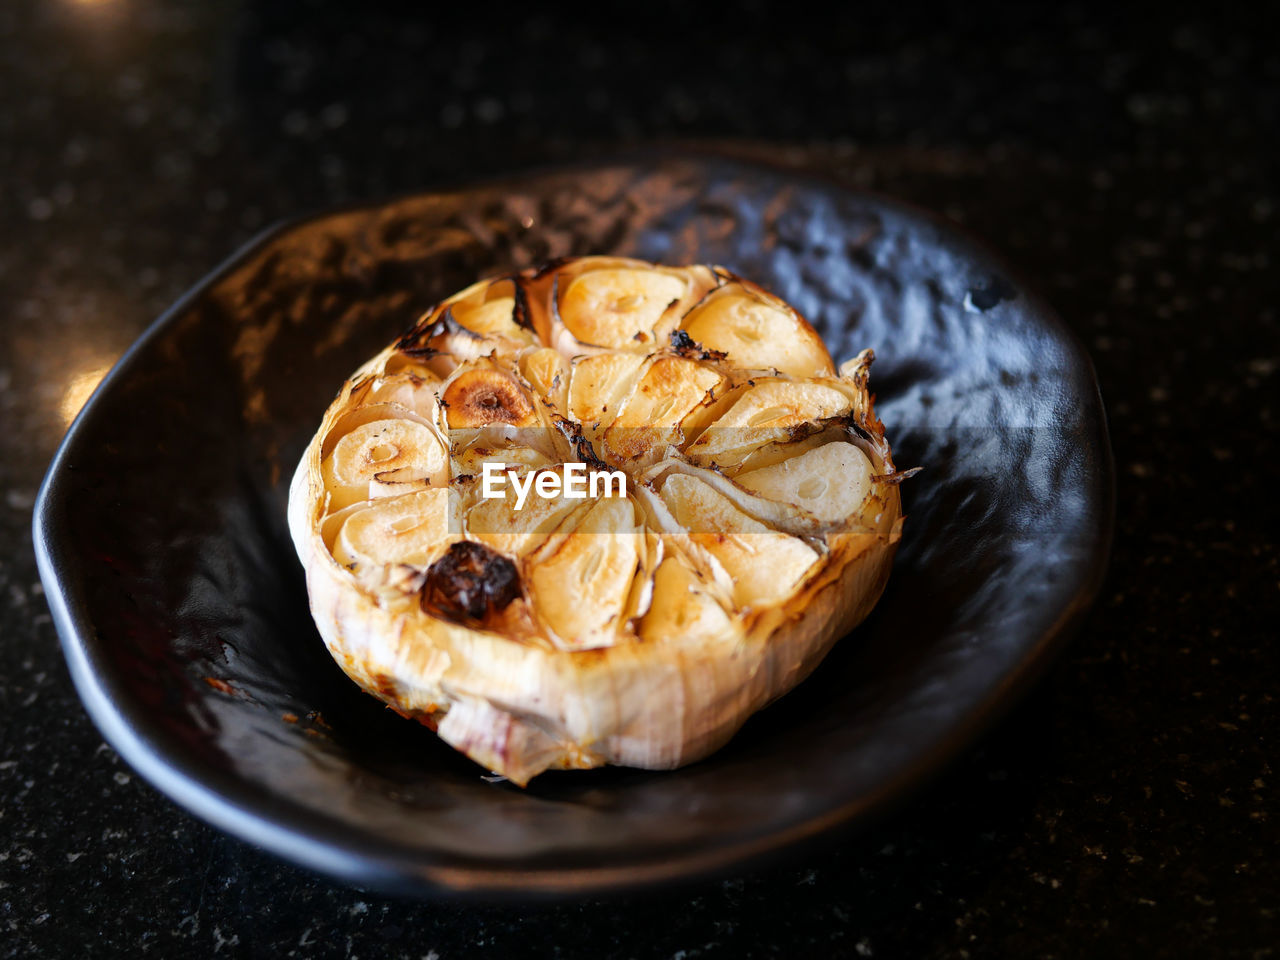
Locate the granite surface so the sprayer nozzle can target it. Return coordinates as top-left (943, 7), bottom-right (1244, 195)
top-left (1, 1), bottom-right (1276, 957)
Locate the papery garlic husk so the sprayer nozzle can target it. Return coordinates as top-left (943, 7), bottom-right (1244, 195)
top-left (289, 256), bottom-right (907, 786)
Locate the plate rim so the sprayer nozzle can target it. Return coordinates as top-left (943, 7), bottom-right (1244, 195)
top-left (33, 151), bottom-right (1116, 898)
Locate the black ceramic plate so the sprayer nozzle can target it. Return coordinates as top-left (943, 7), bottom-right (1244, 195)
top-left (35, 154), bottom-right (1113, 897)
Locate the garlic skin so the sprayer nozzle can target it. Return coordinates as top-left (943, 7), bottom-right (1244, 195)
top-left (289, 256), bottom-right (904, 786)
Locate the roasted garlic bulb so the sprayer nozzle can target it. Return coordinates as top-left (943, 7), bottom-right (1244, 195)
top-left (288, 256), bottom-right (906, 785)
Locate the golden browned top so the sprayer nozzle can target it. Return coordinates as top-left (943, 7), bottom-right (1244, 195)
top-left (302, 256), bottom-right (900, 654)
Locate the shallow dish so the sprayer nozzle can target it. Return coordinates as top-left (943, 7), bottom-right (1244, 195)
top-left (34, 154), bottom-right (1113, 897)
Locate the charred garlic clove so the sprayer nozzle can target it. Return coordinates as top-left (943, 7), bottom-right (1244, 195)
top-left (442, 367), bottom-right (539, 429)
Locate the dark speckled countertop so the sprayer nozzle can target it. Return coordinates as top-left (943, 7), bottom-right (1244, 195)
top-left (2, 2), bottom-right (1277, 957)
